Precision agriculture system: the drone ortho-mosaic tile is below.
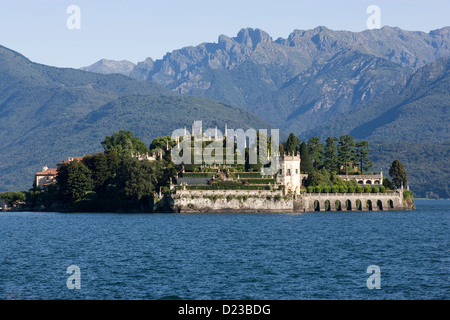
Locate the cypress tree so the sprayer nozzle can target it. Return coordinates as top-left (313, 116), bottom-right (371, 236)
top-left (354, 140), bottom-right (373, 174)
top-left (300, 142), bottom-right (314, 173)
top-left (307, 137), bottom-right (324, 170)
top-left (324, 137), bottom-right (338, 173)
top-left (285, 133), bottom-right (300, 156)
top-left (389, 160), bottom-right (408, 188)
top-left (337, 135), bottom-right (355, 175)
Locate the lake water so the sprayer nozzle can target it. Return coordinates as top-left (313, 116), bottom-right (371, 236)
top-left (0, 200), bottom-right (448, 300)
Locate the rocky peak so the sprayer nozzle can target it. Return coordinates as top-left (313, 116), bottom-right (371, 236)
top-left (80, 59), bottom-right (136, 76)
top-left (234, 28), bottom-right (273, 48)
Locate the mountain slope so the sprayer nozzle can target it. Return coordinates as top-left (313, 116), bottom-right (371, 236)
top-left (0, 46), bottom-right (274, 192)
top-left (306, 58), bottom-right (450, 143)
top-left (252, 49), bottom-right (413, 134)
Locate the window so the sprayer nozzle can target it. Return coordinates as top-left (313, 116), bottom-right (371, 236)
top-left (296, 169), bottom-right (298, 174)
top-left (287, 169), bottom-right (291, 175)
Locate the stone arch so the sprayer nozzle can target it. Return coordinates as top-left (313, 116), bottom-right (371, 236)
top-left (358, 180), bottom-right (364, 185)
top-left (366, 200), bottom-right (373, 211)
top-left (388, 199), bottom-right (394, 209)
top-left (366, 180), bottom-right (372, 185)
top-left (346, 199), bottom-right (352, 211)
top-left (377, 200), bottom-right (383, 211)
top-left (335, 200), bottom-right (342, 211)
top-left (314, 200), bottom-right (320, 211)
top-left (301, 177), bottom-right (307, 186)
top-left (374, 180), bottom-right (380, 185)
top-left (356, 199), bottom-right (362, 210)
top-left (325, 200), bottom-right (331, 211)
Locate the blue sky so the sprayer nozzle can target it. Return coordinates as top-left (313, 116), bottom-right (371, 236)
top-left (0, 0), bottom-right (449, 68)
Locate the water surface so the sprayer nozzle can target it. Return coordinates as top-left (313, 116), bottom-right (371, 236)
top-left (0, 200), bottom-right (448, 300)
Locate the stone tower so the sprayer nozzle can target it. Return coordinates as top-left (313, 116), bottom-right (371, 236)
top-left (277, 155), bottom-right (301, 194)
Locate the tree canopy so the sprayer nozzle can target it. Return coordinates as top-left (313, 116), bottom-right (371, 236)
top-left (389, 160), bottom-right (408, 188)
top-left (101, 130), bottom-right (149, 156)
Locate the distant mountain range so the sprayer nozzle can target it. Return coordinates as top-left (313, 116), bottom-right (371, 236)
top-left (82, 26), bottom-right (450, 141)
top-left (0, 26), bottom-right (449, 198)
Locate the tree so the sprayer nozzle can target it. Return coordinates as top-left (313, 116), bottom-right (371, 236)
top-left (389, 160), bottom-right (408, 188)
top-left (337, 135), bottom-right (355, 175)
top-left (306, 169), bottom-right (331, 187)
top-left (246, 131), bottom-right (272, 172)
top-left (0, 191), bottom-right (26, 206)
top-left (354, 140), bottom-right (373, 174)
top-left (307, 137), bottom-right (324, 170)
top-left (82, 153), bottom-right (111, 193)
top-left (299, 142), bottom-right (313, 173)
top-left (285, 133), bottom-right (300, 156)
top-left (149, 136), bottom-right (177, 160)
top-left (115, 155), bottom-right (165, 200)
top-left (279, 144), bottom-right (285, 156)
top-left (101, 130), bottom-right (149, 156)
top-left (323, 137), bottom-right (338, 173)
top-left (383, 177), bottom-right (395, 190)
top-left (56, 161), bottom-right (93, 203)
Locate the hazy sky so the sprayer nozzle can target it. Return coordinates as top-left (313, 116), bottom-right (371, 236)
top-left (0, 0), bottom-right (449, 68)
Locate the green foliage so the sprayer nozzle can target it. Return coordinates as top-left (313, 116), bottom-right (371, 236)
top-left (102, 130), bottom-right (149, 156)
top-left (300, 142), bottom-right (314, 173)
top-left (56, 160), bottom-right (93, 203)
top-left (354, 140), bottom-right (373, 173)
top-left (307, 137), bottom-right (324, 170)
top-left (356, 186), bottom-right (364, 193)
top-left (307, 186), bottom-right (315, 193)
top-left (382, 177), bottom-right (395, 190)
top-left (307, 169), bottom-right (331, 187)
top-left (371, 142), bottom-right (449, 198)
top-left (379, 186), bottom-right (386, 193)
top-left (149, 136), bottom-right (177, 153)
top-left (372, 186), bottom-right (379, 193)
top-left (323, 137), bottom-right (338, 173)
top-left (285, 133), bottom-right (300, 156)
top-left (403, 190), bottom-right (414, 200)
top-left (50, 131), bottom-right (177, 211)
top-left (82, 152), bottom-right (112, 193)
top-left (364, 186), bottom-right (372, 193)
top-left (389, 159), bottom-right (408, 188)
top-left (0, 191), bottom-right (26, 206)
top-left (337, 135), bottom-right (356, 175)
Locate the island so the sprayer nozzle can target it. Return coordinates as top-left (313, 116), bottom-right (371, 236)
top-left (1, 126), bottom-right (415, 213)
